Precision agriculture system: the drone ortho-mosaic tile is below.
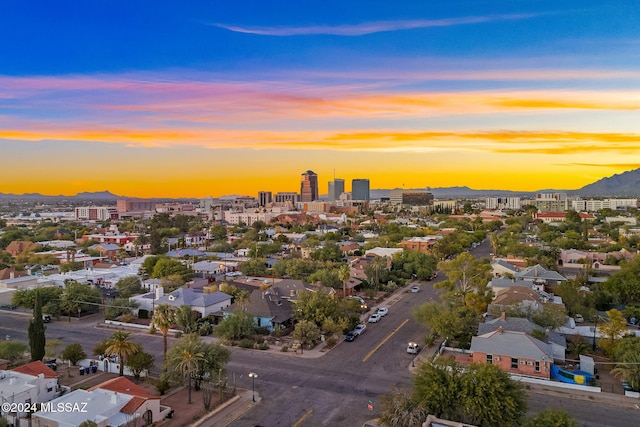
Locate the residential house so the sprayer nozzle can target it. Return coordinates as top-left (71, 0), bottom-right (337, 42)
top-left (33, 377), bottom-right (171, 427)
top-left (364, 247), bottom-right (403, 258)
top-left (490, 259), bottom-right (520, 277)
top-left (0, 267), bottom-right (29, 281)
top-left (398, 236), bottom-right (441, 254)
top-left (224, 287), bottom-right (293, 332)
top-left (131, 287), bottom-right (232, 317)
top-left (478, 313), bottom-right (566, 362)
top-left (0, 275), bottom-right (39, 289)
top-left (515, 264), bottom-right (567, 286)
top-left (89, 376), bottom-right (167, 425)
top-left (5, 240), bottom-right (41, 256)
top-left (90, 243), bottom-right (121, 261)
top-left (470, 329), bottom-right (554, 379)
top-left (1, 361), bottom-right (63, 424)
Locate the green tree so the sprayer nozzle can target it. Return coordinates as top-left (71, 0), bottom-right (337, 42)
top-left (210, 224), bottom-right (227, 241)
top-left (175, 305), bottom-right (199, 334)
top-left (126, 349), bottom-right (155, 381)
top-left (436, 252), bottom-right (492, 311)
top-left (379, 386), bottom-right (429, 427)
top-left (215, 311), bottom-right (255, 341)
top-left (293, 291), bottom-right (342, 328)
top-left (115, 276), bottom-right (142, 298)
top-left (598, 309), bottom-right (627, 355)
top-left (104, 330), bottom-right (139, 376)
top-left (104, 298), bottom-right (139, 320)
top-left (524, 408), bottom-right (579, 427)
top-left (413, 360), bottom-right (462, 420)
top-left (78, 421), bottom-right (98, 427)
top-left (61, 343), bottom-right (86, 365)
top-left (152, 303), bottom-right (176, 361)
top-left (308, 268), bottom-right (341, 288)
top-left (339, 264), bottom-right (351, 297)
top-left (413, 302), bottom-right (478, 347)
top-left (602, 257), bottom-right (640, 304)
top-left (12, 286), bottom-right (63, 309)
top-left (151, 257), bottom-right (193, 281)
top-left (28, 290), bottom-right (46, 361)
top-left (0, 341), bottom-right (28, 362)
top-left (292, 320), bottom-right (320, 353)
top-left (164, 334), bottom-right (230, 403)
top-left (459, 363), bottom-right (527, 427)
top-left (239, 258), bottom-right (268, 276)
top-left (531, 303), bottom-right (569, 330)
top-left (611, 351), bottom-right (640, 391)
top-left (165, 336), bottom-right (204, 404)
top-left (60, 280), bottom-right (102, 322)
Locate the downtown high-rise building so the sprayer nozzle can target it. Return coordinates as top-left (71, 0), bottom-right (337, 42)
top-left (258, 191), bottom-right (273, 207)
top-left (300, 170), bottom-right (319, 202)
top-left (352, 178), bottom-right (370, 201)
top-left (328, 178), bottom-right (345, 201)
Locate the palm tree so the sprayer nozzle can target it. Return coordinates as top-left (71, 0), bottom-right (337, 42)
top-left (234, 289), bottom-right (251, 311)
top-left (104, 331), bottom-right (138, 376)
top-left (611, 352), bottom-right (640, 391)
top-left (174, 347), bottom-right (205, 404)
top-left (152, 304), bottom-right (175, 362)
top-left (338, 264), bottom-right (351, 297)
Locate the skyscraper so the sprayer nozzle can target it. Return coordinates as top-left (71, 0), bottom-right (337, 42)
top-left (300, 170), bottom-right (319, 202)
top-left (328, 178), bottom-right (345, 201)
top-left (352, 179), bottom-right (370, 201)
top-left (258, 191), bottom-right (272, 207)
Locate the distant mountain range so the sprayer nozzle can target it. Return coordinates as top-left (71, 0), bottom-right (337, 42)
top-left (1, 168), bottom-right (640, 201)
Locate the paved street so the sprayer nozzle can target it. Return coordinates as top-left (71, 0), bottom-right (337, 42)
top-left (1, 264), bottom-right (639, 426)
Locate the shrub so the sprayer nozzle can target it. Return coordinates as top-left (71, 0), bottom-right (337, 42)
top-left (239, 338), bottom-right (255, 349)
top-left (198, 323), bottom-right (213, 336)
top-left (255, 326), bottom-right (270, 335)
top-left (325, 336), bottom-right (337, 348)
top-left (148, 325), bottom-right (157, 335)
top-left (118, 313), bottom-right (136, 323)
top-left (257, 341), bottom-right (269, 350)
top-left (156, 378), bottom-right (170, 395)
top-left (281, 346), bottom-right (288, 352)
top-left (174, 331), bottom-right (183, 338)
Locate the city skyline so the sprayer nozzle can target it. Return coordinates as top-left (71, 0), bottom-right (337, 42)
top-left (2, 1), bottom-right (640, 197)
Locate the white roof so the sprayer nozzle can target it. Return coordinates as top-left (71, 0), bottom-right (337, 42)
top-left (365, 247), bottom-right (403, 258)
top-left (34, 388), bottom-right (135, 427)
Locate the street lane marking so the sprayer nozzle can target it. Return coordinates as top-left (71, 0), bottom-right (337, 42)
top-left (292, 409), bottom-right (313, 427)
top-left (362, 319), bottom-right (409, 362)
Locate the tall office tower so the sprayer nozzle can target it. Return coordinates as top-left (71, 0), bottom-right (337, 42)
top-left (258, 191), bottom-right (273, 207)
top-left (352, 179), bottom-right (370, 201)
top-left (300, 170), bottom-right (319, 202)
top-left (328, 178), bottom-right (345, 201)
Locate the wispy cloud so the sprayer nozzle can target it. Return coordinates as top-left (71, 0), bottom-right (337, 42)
top-left (212, 14), bottom-right (540, 37)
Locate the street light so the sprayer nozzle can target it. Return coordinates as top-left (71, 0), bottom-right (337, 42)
top-left (248, 372), bottom-right (258, 402)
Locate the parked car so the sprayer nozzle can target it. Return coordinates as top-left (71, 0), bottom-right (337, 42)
top-left (354, 324), bottom-right (367, 335)
top-left (377, 307), bottom-right (389, 317)
top-left (368, 313), bottom-right (381, 323)
top-left (411, 286), bottom-right (420, 293)
top-left (345, 331), bottom-right (358, 342)
top-left (407, 342), bottom-right (420, 354)
top-left (574, 314), bottom-right (584, 323)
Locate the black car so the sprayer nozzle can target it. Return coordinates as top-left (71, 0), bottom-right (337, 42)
top-left (345, 331), bottom-right (358, 342)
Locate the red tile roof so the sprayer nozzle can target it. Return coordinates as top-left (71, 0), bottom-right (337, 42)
top-left (13, 361), bottom-right (57, 379)
top-left (89, 376), bottom-right (159, 399)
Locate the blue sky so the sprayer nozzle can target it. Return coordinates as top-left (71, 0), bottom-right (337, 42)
top-left (1, 1), bottom-right (640, 197)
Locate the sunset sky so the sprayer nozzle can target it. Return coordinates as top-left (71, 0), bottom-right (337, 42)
top-left (2, 1), bottom-right (640, 198)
